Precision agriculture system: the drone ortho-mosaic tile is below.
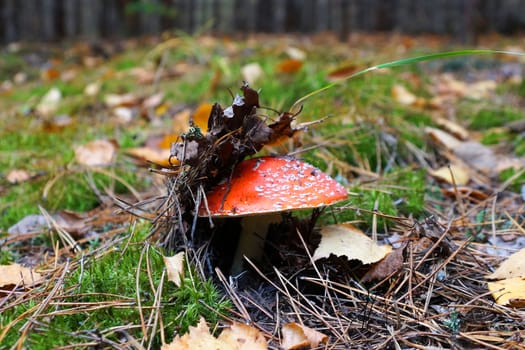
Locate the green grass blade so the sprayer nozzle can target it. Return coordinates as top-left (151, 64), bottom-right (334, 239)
top-left (292, 49), bottom-right (525, 111)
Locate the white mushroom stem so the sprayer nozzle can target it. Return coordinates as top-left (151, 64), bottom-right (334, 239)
top-left (230, 213), bottom-right (281, 275)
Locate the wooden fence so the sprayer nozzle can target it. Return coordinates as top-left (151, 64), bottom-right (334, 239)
top-left (2, 0), bottom-right (525, 44)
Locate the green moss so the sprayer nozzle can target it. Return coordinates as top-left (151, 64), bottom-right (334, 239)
top-left (0, 223), bottom-right (230, 348)
top-left (512, 134), bottom-right (525, 156)
top-left (499, 168), bottom-right (525, 193)
top-left (469, 108), bottom-right (524, 130)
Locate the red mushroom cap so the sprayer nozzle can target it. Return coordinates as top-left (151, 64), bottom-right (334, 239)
top-left (198, 156), bottom-right (347, 217)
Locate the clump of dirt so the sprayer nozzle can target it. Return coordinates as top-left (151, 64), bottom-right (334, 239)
top-left (154, 82), bottom-right (302, 267)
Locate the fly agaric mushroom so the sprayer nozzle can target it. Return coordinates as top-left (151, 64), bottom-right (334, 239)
top-left (198, 156), bottom-right (347, 274)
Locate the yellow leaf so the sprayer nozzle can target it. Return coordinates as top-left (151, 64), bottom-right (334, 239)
top-left (486, 277), bottom-right (525, 307)
top-left (192, 103), bottom-right (213, 132)
top-left (428, 164), bottom-right (470, 185)
top-left (281, 322), bottom-right (328, 350)
top-left (486, 248), bottom-right (525, 280)
top-left (313, 224), bottom-right (392, 264)
top-left (164, 252), bottom-right (185, 287)
top-left (162, 317), bottom-right (267, 350)
top-left (0, 263), bottom-right (43, 289)
top-left (74, 139), bottom-right (117, 167)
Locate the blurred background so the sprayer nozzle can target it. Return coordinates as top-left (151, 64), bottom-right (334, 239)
top-left (2, 0), bottom-right (525, 44)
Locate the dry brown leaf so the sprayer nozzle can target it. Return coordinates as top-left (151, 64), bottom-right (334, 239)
top-left (425, 127), bottom-right (525, 176)
top-left (440, 186), bottom-right (489, 201)
top-left (313, 224), bottom-right (392, 264)
top-left (162, 317), bottom-right (267, 350)
top-left (486, 248), bottom-right (525, 280)
top-left (428, 164), bottom-right (470, 185)
top-left (6, 169), bottom-right (32, 184)
top-left (486, 277), bottom-right (525, 307)
top-left (326, 62), bottom-right (361, 81)
top-left (276, 59), bottom-right (303, 74)
top-left (125, 147), bottom-right (173, 167)
top-left (218, 322), bottom-right (267, 350)
top-left (55, 210), bottom-right (90, 236)
top-left (41, 67), bottom-right (60, 81)
top-left (143, 92), bottom-right (165, 110)
top-left (361, 245), bottom-right (405, 283)
top-left (74, 139), bottom-right (117, 167)
top-left (391, 84), bottom-right (417, 105)
top-left (162, 318), bottom-right (226, 350)
top-left (433, 116), bottom-right (469, 140)
top-left (104, 93), bottom-right (139, 108)
top-left (164, 252), bottom-right (185, 287)
top-left (281, 322), bottom-right (328, 350)
top-left (0, 263), bottom-right (43, 289)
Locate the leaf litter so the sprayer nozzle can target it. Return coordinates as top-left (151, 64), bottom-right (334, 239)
top-left (2, 33), bottom-right (525, 349)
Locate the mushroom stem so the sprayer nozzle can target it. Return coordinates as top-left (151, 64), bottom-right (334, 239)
top-left (230, 213), bottom-right (281, 275)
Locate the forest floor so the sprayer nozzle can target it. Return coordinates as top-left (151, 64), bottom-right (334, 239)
top-left (1, 32), bottom-right (525, 349)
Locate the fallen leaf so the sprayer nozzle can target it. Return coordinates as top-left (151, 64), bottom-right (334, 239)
top-left (433, 116), bottom-right (469, 140)
top-left (55, 210), bottom-right (90, 236)
top-left (241, 63), bottom-right (264, 85)
top-left (112, 107), bottom-right (134, 124)
top-left (104, 93), bottom-right (139, 108)
top-left (164, 252), bottom-right (185, 287)
top-left (313, 224), bottom-right (392, 264)
top-left (125, 147), bottom-right (173, 167)
top-left (285, 47), bottom-right (306, 60)
top-left (281, 322), bottom-right (328, 350)
top-left (192, 103), bottom-right (213, 132)
top-left (161, 317), bottom-right (223, 350)
top-left (6, 169), bottom-right (32, 184)
top-left (440, 186), bottom-right (489, 201)
top-left (361, 245), bottom-right (405, 283)
top-left (129, 66), bottom-right (156, 84)
top-left (74, 139), bottom-right (117, 167)
top-left (486, 277), bottom-right (525, 307)
top-left (42, 114), bottom-right (73, 132)
top-left (486, 248), bottom-right (525, 280)
top-left (428, 164), bottom-right (470, 185)
top-left (391, 84), bottom-right (417, 105)
top-left (8, 214), bottom-right (47, 235)
top-left (276, 59), bottom-right (303, 74)
top-left (464, 80), bottom-right (497, 100)
top-left (217, 322), bottom-right (267, 350)
top-left (172, 109), bottom-right (192, 136)
top-left (36, 87), bottom-right (62, 116)
top-left (0, 263), bottom-right (43, 289)
top-left (162, 317), bottom-right (267, 350)
top-left (143, 92), bottom-right (164, 110)
top-left (326, 63), bottom-right (360, 81)
top-left (425, 127), bottom-right (525, 176)
top-left (40, 67), bottom-right (60, 81)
